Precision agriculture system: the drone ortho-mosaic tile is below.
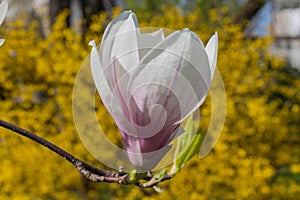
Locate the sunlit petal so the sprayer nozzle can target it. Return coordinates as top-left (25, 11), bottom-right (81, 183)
top-left (0, 1), bottom-right (8, 26)
top-left (130, 29), bottom-right (211, 124)
top-left (0, 39), bottom-right (4, 46)
top-left (89, 40), bottom-right (113, 113)
top-left (137, 28), bottom-right (164, 59)
top-left (100, 11), bottom-right (139, 72)
top-left (205, 32), bottom-right (218, 80)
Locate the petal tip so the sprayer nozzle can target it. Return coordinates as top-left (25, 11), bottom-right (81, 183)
top-left (0, 39), bottom-right (5, 46)
top-left (88, 40), bottom-right (97, 48)
top-left (210, 32), bottom-right (218, 43)
top-left (123, 10), bottom-right (136, 18)
top-left (182, 28), bottom-right (191, 33)
top-left (214, 32), bottom-right (218, 40)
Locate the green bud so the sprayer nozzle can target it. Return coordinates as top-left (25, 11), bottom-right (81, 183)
top-left (170, 115), bottom-right (204, 176)
top-left (154, 168), bottom-right (167, 181)
top-left (128, 170), bottom-right (147, 183)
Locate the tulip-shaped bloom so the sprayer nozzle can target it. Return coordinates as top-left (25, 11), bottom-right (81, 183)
top-left (90, 11), bottom-right (218, 170)
top-left (0, 1), bottom-right (8, 46)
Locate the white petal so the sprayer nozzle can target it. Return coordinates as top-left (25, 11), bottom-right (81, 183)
top-left (137, 28), bottom-right (164, 59)
top-left (129, 29), bottom-right (211, 125)
top-left (90, 42), bottom-right (133, 138)
top-left (182, 28), bottom-right (205, 47)
top-left (100, 11), bottom-right (139, 72)
top-left (102, 11), bottom-right (138, 42)
top-left (0, 1), bottom-right (8, 26)
top-left (0, 39), bottom-right (4, 46)
top-left (89, 40), bottom-right (113, 113)
top-left (205, 32), bottom-right (218, 80)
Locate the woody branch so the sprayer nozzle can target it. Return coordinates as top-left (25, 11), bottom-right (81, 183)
top-left (0, 119), bottom-right (171, 188)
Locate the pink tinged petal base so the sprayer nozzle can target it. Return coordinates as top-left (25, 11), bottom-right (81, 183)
top-left (120, 125), bottom-right (183, 170)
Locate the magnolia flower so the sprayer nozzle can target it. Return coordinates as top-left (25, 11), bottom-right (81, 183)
top-left (0, 0), bottom-right (8, 46)
top-left (90, 11), bottom-right (218, 170)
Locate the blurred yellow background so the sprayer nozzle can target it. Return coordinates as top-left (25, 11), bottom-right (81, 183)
top-left (0, 1), bottom-right (300, 199)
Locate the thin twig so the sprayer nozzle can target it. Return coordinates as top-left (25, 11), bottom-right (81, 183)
top-left (0, 119), bottom-right (173, 188)
top-left (137, 174), bottom-right (173, 188)
top-left (0, 119), bottom-right (118, 181)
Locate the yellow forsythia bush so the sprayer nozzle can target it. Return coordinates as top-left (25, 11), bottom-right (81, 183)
top-left (0, 7), bottom-right (299, 200)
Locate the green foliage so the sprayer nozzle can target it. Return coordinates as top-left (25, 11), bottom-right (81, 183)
top-left (171, 116), bottom-right (204, 176)
top-left (154, 168), bottom-right (168, 181)
top-left (0, 6), bottom-right (299, 200)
